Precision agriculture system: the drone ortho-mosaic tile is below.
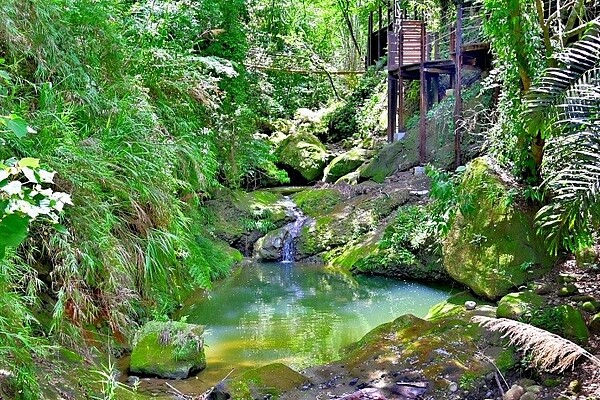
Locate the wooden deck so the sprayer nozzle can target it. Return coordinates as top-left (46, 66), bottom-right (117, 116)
top-left (367, 0), bottom-right (491, 166)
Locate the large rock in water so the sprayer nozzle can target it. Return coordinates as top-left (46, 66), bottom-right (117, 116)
top-left (323, 148), bottom-right (372, 183)
top-left (275, 132), bottom-right (328, 182)
top-left (130, 321), bottom-right (206, 379)
top-left (443, 158), bottom-right (555, 299)
top-left (254, 227), bottom-right (286, 261)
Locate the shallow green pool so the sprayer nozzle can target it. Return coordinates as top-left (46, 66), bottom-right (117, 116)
top-left (178, 262), bottom-right (451, 382)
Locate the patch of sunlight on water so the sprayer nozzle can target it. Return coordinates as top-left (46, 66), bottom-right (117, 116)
top-left (178, 262), bottom-right (452, 381)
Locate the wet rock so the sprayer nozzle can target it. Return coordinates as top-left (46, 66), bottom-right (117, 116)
top-left (497, 291), bottom-right (544, 319)
top-left (349, 377), bottom-right (359, 386)
top-left (503, 384), bottom-right (524, 400)
top-left (340, 388), bottom-right (388, 399)
top-left (126, 375), bottom-right (140, 386)
top-left (465, 301), bottom-right (477, 310)
top-left (130, 321), bottom-right (206, 380)
top-left (254, 228), bottom-right (286, 261)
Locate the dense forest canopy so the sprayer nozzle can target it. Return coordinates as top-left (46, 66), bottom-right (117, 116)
top-left (0, 0), bottom-right (598, 398)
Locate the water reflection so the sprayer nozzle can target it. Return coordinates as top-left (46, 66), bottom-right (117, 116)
top-left (180, 262), bottom-right (450, 378)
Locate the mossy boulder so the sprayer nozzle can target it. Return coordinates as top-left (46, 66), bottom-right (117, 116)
top-left (275, 132), bottom-right (328, 182)
top-left (556, 305), bottom-right (589, 344)
top-left (497, 291), bottom-right (545, 319)
top-left (358, 131), bottom-right (420, 183)
top-left (207, 189), bottom-right (290, 255)
top-left (229, 363), bottom-right (308, 399)
top-left (130, 321), bottom-right (206, 379)
top-left (296, 188), bottom-right (410, 260)
top-left (443, 158), bottom-right (555, 299)
top-left (323, 148), bottom-right (372, 183)
top-left (338, 205), bottom-right (448, 281)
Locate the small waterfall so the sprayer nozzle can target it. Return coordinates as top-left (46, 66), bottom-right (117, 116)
top-left (280, 197), bottom-right (308, 263)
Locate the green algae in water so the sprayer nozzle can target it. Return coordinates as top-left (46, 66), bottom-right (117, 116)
top-left (179, 262), bottom-right (451, 380)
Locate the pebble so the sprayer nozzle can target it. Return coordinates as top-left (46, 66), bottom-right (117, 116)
top-left (525, 385), bottom-right (542, 394)
top-left (569, 379), bottom-right (582, 393)
top-left (465, 301), bottom-right (477, 310)
top-left (127, 376), bottom-right (140, 386)
top-left (519, 392), bottom-right (537, 400)
top-left (503, 384), bottom-right (525, 400)
top-left (449, 382), bottom-right (458, 392)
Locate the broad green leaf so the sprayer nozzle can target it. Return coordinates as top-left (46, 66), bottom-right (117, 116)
top-left (17, 158), bottom-right (40, 168)
top-left (2, 115), bottom-right (29, 138)
top-left (0, 213), bottom-right (30, 247)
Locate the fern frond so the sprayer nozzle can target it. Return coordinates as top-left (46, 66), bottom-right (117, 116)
top-left (536, 66), bottom-right (600, 253)
top-left (472, 316), bottom-right (600, 373)
top-left (525, 21), bottom-right (600, 136)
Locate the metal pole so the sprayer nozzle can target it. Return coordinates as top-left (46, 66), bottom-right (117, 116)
top-left (454, 2), bottom-right (463, 167)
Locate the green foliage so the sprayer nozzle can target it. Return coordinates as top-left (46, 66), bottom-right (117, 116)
top-left (528, 22), bottom-right (600, 254)
top-left (480, 0), bottom-right (545, 177)
top-left (325, 69), bottom-right (385, 143)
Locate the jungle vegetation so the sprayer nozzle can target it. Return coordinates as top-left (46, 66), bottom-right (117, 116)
top-left (0, 0), bottom-right (598, 398)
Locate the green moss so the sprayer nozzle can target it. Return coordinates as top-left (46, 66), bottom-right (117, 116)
top-left (130, 321), bottom-right (206, 379)
top-left (292, 189), bottom-right (342, 217)
top-left (276, 132), bottom-right (328, 181)
top-left (359, 131), bottom-right (419, 183)
top-left (323, 149), bottom-right (371, 183)
top-left (425, 292), bottom-right (483, 321)
top-left (443, 158), bottom-right (555, 299)
top-left (495, 347), bottom-right (518, 372)
top-left (229, 363), bottom-right (308, 399)
top-left (497, 291), bottom-right (544, 319)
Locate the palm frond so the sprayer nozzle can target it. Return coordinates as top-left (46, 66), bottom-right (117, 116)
top-left (525, 21), bottom-right (600, 137)
top-left (472, 316), bottom-right (600, 373)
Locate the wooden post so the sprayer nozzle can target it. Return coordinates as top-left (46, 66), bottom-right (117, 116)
top-left (388, 74), bottom-right (398, 143)
top-left (454, 3), bottom-right (463, 167)
top-left (367, 12), bottom-right (374, 66)
top-left (419, 21), bottom-right (427, 165)
top-left (398, 22), bottom-right (405, 133)
top-left (378, 5), bottom-right (383, 61)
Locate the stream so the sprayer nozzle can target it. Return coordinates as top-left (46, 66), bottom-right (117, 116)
top-left (129, 262), bottom-right (452, 396)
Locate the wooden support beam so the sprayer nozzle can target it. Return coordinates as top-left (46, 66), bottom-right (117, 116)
top-left (388, 73), bottom-right (398, 143)
top-left (378, 5), bottom-right (383, 61)
top-left (398, 24), bottom-right (405, 135)
top-left (454, 3), bottom-right (463, 167)
top-left (419, 21), bottom-right (427, 165)
top-left (367, 12), bottom-right (374, 67)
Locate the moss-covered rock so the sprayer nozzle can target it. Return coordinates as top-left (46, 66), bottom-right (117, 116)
top-left (291, 189), bottom-right (343, 218)
top-left (556, 305), bottom-right (589, 344)
top-left (358, 131), bottom-right (420, 183)
top-left (443, 158), bottom-right (555, 299)
top-left (296, 188), bottom-right (410, 261)
top-left (229, 363), bottom-right (309, 399)
top-left (206, 189), bottom-right (291, 255)
top-left (496, 291), bottom-right (545, 319)
top-left (337, 205), bottom-right (448, 281)
top-left (130, 321), bottom-right (206, 379)
top-left (425, 292), bottom-right (495, 321)
top-left (275, 132), bottom-right (328, 182)
top-left (323, 148), bottom-right (372, 183)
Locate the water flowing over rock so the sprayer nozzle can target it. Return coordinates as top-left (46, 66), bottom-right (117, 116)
top-left (254, 197), bottom-right (308, 262)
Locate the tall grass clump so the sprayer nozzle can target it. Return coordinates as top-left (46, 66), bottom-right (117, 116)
top-left (0, 2), bottom-right (274, 388)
